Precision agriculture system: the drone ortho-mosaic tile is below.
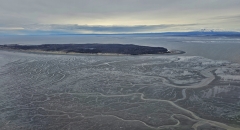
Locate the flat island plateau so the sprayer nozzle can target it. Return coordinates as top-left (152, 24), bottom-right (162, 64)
top-left (0, 44), bottom-right (182, 55)
top-left (0, 43), bottom-right (239, 130)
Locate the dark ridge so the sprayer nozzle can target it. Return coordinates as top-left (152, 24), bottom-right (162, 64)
top-left (0, 44), bottom-right (171, 55)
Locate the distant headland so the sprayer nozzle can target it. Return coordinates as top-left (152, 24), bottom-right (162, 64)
top-left (0, 44), bottom-right (185, 55)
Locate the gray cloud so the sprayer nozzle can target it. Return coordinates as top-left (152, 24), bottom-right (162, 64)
top-left (0, 24), bottom-right (198, 35)
top-left (0, 0), bottom-right (240, 33)
top-left (27, 24), bottom-right (198, 32)
top-left (211, 14), bottom-right (240, 23)
top-left (201, 14), bottom-right (240, 21)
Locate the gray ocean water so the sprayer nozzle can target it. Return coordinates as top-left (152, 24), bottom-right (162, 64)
top-left (0, 35), bottom-right (240, 63)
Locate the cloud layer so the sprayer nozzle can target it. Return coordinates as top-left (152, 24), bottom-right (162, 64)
top-left (0, 0), bottom-right (240, 34)
top-left (0, 24), bottom-right (200, 35)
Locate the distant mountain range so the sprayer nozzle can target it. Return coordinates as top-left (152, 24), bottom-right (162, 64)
top-left (1, 30), bottom-right (240, 37)
top-left (104, 31), bottom-right (240, 37)
top-left (152, 31), bottom-right (240, 37)
top-left (47, 31), bottom-right (240, 37)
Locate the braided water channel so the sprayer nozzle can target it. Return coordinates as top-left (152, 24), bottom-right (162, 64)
top-left (0, 51), bottom-right (240, 130)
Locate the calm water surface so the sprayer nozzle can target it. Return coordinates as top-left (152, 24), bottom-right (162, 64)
top-left (1, 35), bottom-right (240, 63)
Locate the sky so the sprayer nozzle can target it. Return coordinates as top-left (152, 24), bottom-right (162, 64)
top-left (0, 0), bottom-right (240, 35)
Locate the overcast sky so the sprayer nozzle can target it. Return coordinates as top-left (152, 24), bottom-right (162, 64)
top-left (0, 0), bottom-right (240, 34)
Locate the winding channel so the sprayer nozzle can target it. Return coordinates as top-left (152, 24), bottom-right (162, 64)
top-left (51, 91), bottom-right (238, 130)
top-left (1, 53), bottom-right (238, 130)
top-left (106, 62), bottom-right (237, 130)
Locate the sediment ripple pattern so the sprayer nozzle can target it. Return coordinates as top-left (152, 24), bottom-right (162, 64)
top-left (0, 52), bottom-right (240, 130)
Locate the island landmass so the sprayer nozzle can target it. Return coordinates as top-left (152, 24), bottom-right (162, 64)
top-left (0, 44), bottom-right (185, 55)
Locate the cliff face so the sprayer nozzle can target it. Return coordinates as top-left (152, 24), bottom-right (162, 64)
top-left (0, 44), bottom-right (169, 55)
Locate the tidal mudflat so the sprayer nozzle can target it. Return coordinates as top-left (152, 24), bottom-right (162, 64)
top-left (0, 50), bottom-right (240, 130)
